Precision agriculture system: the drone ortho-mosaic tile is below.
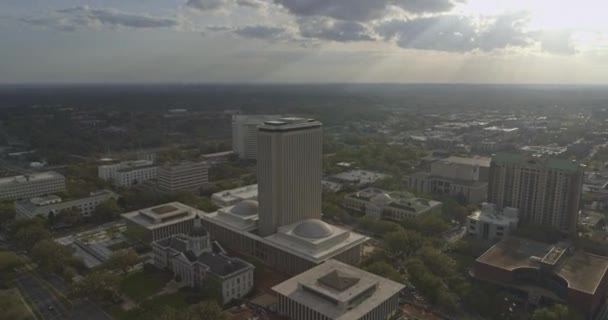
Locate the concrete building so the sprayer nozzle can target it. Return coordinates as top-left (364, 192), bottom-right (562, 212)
top-left (328, 170), bottom-right (390, 188)
top-left (258, 118), bottom-right (323, 236)
top-left (200, 118), bottom-right (368, 275)
top-left (430, 156), bottom-right (491, 182)
top-left (273, 259), bottom-right (404, 320)
top-left (211, 184), bottom-right (258, 208)
top-left (472, 237), bottom-right (608, 318)
top-left (232, 114), bottom-right (281, 160)
top-left (467, 203), bottom-right (519, 240)
top-left (122, 202), bottom-right (198, 243)
top-left (98, 160), bottom-right (158, 187)
top-left (405, 172), bottom-right (488, 204)
top-left (15, 190), bottom-right (119, 219)
top-left (157, 161), bottom-right (209, 194)
top-left (488, 153), bottom-right (584, 234)
top-left (343, 188), bottom-right (442, 222)
top-left (0, 171), bottom-right (66, 201)
top-left (405, 156), bottom-right (490, 204)
top-left (152, 217), bottom-right (254, 304)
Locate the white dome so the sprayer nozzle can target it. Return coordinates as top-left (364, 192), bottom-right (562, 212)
top-left (294, 219), bottom-right (333, 239)
top-left (231, 200), bottom-right (258, 216)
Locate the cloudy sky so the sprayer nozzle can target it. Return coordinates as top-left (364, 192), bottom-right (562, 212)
top-left (2, 0), bottom-right (608, 84)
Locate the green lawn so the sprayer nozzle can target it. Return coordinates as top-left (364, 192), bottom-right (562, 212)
top-left (121, 269), bottom-right (173, 302)
top-left (116, 292), bottom-right (190, 320)
top-left (0, 288), bottom-right (36, 320)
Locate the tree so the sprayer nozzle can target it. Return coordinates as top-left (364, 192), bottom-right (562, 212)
top-left (0, 251), bottom-right (24, 288)
top-left (407, 258), bottom-right (444, 303)
top-left (0, 202), bottom-right (15, 226)
top-left (71, 271), bottom-right (121, 304)
top-left (104, 249), bottom-right (139, 274)
top-left (31, 239), bottom-right (74, 274)
top-left (364, 261), bottom-right (405, 283)
top-left (531, 304), bottom-right (583, 320)
top-left (9, 218), bottom-right (51, 250)
top-left (93, 199), bottom-right (122, 222)
top-left (416, 246), bottom-right (453, 277)
top-left (0, 289), bottom-right (35, 320)
top-left (384, 230), bottom-right (425, 258)
top-left (56, 208), bottom-right (81, 226)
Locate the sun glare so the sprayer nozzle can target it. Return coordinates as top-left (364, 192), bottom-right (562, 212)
top-left (460, 0), bottom-right (608, 31)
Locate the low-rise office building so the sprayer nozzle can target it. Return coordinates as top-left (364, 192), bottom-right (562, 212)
top-left (273, 259), bottom-right (404, 320)
top-left (153, 217), bottom-right (254, 304)
top-left (472, 237), bottom-right (608, 318)
top-left (122, 202), bottom-right (198, 243)
top-left (343, 188), bottom-right (442, 222)
top-left (157, 161), bottom-right (209, 194)
top-left (200, 200), bottom-right (368, 276)
top-left (0, 171), bottom-right (66, 201)
top-left (211, 184), bottom-right (258, 208)
top-left (405, 172), bottom-right (488, 204)
top-left (467, 203), bottom-right (519, 240)
top-left (15, 190), bottom-right (119, 219)
top-left (328, 170), bottom-right (390, 187)
top-left (98, 160), bottom-right (158, 187)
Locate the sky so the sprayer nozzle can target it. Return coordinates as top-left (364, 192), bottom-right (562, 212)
top-left (2, 0), bottom-right (608, 84)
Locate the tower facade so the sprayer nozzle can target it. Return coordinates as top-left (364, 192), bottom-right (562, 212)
top-left (257, 118), bottom-right (323, 236)
top-left (488, 153), bottom-right (583, 234)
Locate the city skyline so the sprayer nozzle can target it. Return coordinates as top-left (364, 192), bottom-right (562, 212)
top-left (2, 0), bottom-right (608, 84)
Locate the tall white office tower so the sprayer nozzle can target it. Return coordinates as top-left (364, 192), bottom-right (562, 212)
top-left (232, 115), bottom-right (282, 160)
top-left (257, 118), bottom-right (323, 236)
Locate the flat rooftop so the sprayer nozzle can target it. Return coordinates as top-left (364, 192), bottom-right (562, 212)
top-left (0, 171), bottom-right (64, 185)
top-left (259, 118), bottom-right (321, 132)
top-left (438, 156), bottom-right (491, 167)
top-left (330, 170), bottom-right (389, 185)
top-left (492, 153), bottom-right (580, 172)
top-left (476, 237), bottom-right (608, 294)
top-left (272, 260), bottom-right (404, 320)
top-left (122, 202), bottom-right (197, 229)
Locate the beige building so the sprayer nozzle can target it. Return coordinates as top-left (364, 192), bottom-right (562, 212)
top-left (488, 153), bottom-right (583, 234)
top-left (405, 156), bottom-right (490, 204)
top-left (15, 190), bottom-right (119, 219)
top-left (98, 160), bottom-right (158, 187)
top-left (0, 171), bottom-right (66, 201)
top-left (232, 114), bottom-right (281, 160)
top-left (258, 118), bottom-right (323, 236)
top-left (273, 259), bottom-right (404, 320)
top-left (343, 188), bottom-right (442, 222)
top-left (122, 202), bottom-right (198, 243)
top-left (157, 161), bottom-right (209, 194)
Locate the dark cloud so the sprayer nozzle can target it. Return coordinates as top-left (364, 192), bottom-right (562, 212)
top-left (186, 0), bottom-right (228, 11)
top-left (234, 25), bottom-right (287, 39)
top-left (21, 6), bottom-right (178, 31)
top-left (539, 31), bottom-right (576, 55)
top-left (377, 13), bottom-right (531, 52)
top-left (298, 17), bottom-right (374, 42)
top-left (236, 0), bottom-right (266, 9)
top-left (206, 25), bottom-right (232, 32)
top-left (394, 0), bottom-right (460, 14)
top-left (273, 0), bottom-right (456, 21)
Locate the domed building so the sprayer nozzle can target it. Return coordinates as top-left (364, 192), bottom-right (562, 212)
top-left (197, 118), bottom-right (369, 275)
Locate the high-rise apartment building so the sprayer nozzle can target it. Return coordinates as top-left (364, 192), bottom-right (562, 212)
top-left (232, 114), bottom-right (281, 160)
top-left (157, 161), bottom-right (209, 194)
top-left (488, 153), bottom-right (583, 233)
top-left (257, 118), bottom-right (323, 236)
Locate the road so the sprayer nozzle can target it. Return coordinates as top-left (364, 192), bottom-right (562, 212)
top-left (14, 269), bottom-right (113, 320)
top-left (13, 269), bottom-right (68, 320)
